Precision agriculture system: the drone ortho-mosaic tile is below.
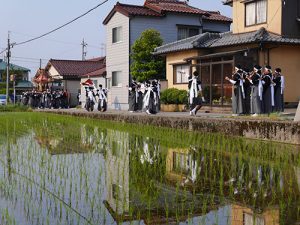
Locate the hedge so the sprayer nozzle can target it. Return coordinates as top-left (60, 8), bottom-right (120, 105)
top-left (160, 88), bottom-right (188, 104)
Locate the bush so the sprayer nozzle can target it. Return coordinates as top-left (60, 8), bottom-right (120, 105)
top-left (161, 88), bottom-right (188, 104)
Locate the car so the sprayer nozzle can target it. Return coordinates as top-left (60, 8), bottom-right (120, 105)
top-left (0, 94), bottom-right (7, 105)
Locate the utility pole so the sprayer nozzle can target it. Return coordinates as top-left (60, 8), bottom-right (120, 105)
top-left (6, 32), bottom-right (11, 105)
top-left (39, 59), bottom-right (42, 70)
top-left (81, 39), bottom-right (88, 60)
top-left (100, 43), bottom-right (106, 57)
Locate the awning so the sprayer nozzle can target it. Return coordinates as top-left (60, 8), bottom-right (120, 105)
top-left (184, 49), bottom-right (248, 61)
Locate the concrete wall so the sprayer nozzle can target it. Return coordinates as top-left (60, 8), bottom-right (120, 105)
top-left (232, 0), bottom-right (282, 35)
top-left (47, 110), bottom-right (300, 145)
top-left (106, 12), bottom-right (130, 110)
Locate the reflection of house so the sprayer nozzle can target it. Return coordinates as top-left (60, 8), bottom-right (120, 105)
top-left (154, 0), bottom-right (300, 107)
top-left (105, 129), bottom-right (130, 215)
top-left (80, 57), bottom-right (106, 107)
top-left (0, 59), bottom-right (30, 81)
top-left (105, 140), bottom-right (283, 224)
top-left (103, 0), bottom-right (232, 110)
top-left (45, 57), bottom-right (106, 107)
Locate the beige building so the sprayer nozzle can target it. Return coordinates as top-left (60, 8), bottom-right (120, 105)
top-left (154, 0), bottom-right (300, 107)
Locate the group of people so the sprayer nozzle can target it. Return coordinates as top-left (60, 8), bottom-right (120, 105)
top-left (21, 89), bottom-right (70, 109)
top-left (225, 65), bottom-right (284, 116)
top-left (128, 79), bottom-right (160, 114)
top-left (83, 84), bottom-right (108, 112)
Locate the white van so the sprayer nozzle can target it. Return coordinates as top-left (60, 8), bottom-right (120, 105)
top-left (0, 94), bottom-right (7, 105)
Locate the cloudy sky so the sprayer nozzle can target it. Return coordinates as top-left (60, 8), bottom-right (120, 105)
top-left (0, 0), bottom-right (232, 76)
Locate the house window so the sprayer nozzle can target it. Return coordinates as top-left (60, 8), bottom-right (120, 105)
top-left (112, 26), bottom-right (122, 43)
top-left (245, 0), bottom-right (267, 26)
top-left (112, 71), bottom-right (122, 87)
top-left (177, 26), bottom-right (200, 40)
top-left (174, 64), bottom-right (190, 84)
top-left (243, 213), bottom-right (265, 225)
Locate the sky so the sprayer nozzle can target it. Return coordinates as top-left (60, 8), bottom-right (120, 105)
top-left (0, 0), bottom-right (232, 77)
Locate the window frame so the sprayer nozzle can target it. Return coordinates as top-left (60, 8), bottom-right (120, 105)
top-left (111, 71), bottom-right (122, 87)
top-left (177, 24), bottom-right (202, 40)
top-left (244, 0), bottom-right (268, 27)
top-left (112, 26), bottom-right (122, 44)
top-left (173, 64), bottom-right (190, 84)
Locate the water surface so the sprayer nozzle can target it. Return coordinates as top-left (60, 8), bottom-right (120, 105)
top-left (0, 113), bottom-right (299, 225)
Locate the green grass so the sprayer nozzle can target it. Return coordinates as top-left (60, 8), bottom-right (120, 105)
top-left (0, 104), bottom-right (30, 112)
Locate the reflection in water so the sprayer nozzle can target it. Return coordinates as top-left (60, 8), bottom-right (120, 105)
top-left (0, 113), bottom-right (299, 225)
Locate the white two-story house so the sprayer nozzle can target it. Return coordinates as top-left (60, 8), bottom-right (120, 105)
top-left (103, 0), bottom-right (232, 110)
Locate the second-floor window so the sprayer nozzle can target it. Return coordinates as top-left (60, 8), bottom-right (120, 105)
top-left (177, 25), bottom-right (200, 40)
top-left (245, 0), bottom-right (267, 26)
top-left (112, 26), bottom-right (122, 43)
top-left (112, 71), bottom-right (122, 87)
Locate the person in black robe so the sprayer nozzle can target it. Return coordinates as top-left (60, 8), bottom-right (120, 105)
top-left (143, 80), bottom-right (158, 114)
top-left (262, 66), bottom-right (273, 114)
top-left (247, 65), bottom-right (263, 116)
top-left (273, 68), bottom-right (285, 112)
top-left (97, 84), bottom-right (108, 112)
top-left (225, 65), bottom-right (244, 116)
top-left (137, 83), bottom-right (143, 112)
top-left (242, 69), bottom-right (251, 114)
top-left (188, 71), bottom-right (203, 116)
top-left (128, 79), bottom-right (138, 112)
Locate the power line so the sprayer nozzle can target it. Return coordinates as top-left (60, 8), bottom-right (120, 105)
top-left (14, 0), bottom-right (109, 46)
top-left (11, 31), bottom-right (104, 49)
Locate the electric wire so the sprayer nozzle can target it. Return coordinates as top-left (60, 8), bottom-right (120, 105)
top-left (14, 0), bottom-right (109, 46)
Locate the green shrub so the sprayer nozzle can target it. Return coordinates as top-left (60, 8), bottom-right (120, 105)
top-left (161, 88), bottom-right (188, 104)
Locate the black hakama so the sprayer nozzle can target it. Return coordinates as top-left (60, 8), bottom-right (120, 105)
top-left (128, 91), bottom-right (137, 111)
top-left (137, 91), bottom-right (143, 111)
top-left (273, 76), bottom-right (284, 112)
top-left (262, 74), bottom-right (272, 114)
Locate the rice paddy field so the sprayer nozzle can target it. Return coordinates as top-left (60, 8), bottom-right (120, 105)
top-left (0, 112), bottom-right (299, 225)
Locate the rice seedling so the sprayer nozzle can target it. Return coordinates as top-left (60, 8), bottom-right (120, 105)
top-left (0, 112), bottom-right (298, 224)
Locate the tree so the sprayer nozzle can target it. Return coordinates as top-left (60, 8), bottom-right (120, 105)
top-left (130, 29), bottom-right (165, 82)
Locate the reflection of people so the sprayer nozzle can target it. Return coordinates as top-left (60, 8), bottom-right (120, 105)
top-left (225, 65), bottom-right (244, 116)
top-left (188, 71), bottom-right (203, 116)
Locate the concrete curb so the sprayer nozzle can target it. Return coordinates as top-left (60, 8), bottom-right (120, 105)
top-left (37, 110), bottom-right (300, 145)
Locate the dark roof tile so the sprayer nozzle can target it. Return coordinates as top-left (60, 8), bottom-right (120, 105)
top-left (47, 57), bottom-right (106, 79)
top-left (103, 1), bottom-right (232, 25)
top-left (154, 28), bottom-right (300, 54)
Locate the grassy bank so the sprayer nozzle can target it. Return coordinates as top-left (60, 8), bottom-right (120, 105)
top-left (0, 104), bottom-right (30, 112)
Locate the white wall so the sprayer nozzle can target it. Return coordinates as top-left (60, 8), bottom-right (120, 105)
top-left (106, 12), bottom-right (130, 110)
